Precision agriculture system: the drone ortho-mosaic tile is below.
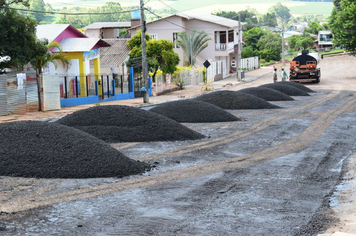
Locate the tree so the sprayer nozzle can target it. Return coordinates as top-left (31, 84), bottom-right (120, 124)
top-left (243, 27), bottom-right (267, 51)
top-left (127, 31), bottom-right (180, 82)
top-left (260, 13), bottom-right (278, 27)
top-left (31, 40), bottom-right (69, 75)
top-left (296, 37), bottom-right (314, 50)
top-left (89, 2), bottom-right (131, 23)
top-left (0, 9), bottom-right (46, 72)
top-left (287, 34), bottom-right (316, 51)
top-left (257, 32), bottom-right (282, 61)
top-left (28, 0), bottom-right (46, 22)
top-left (213, 9), bottom-right (258, 30)
top-left (56, 2), bottom-right (132, 28)
top-left (176, 30), bottom-right (211, 67)
top-left (287, 35), bottom-right (302, 50)
top-left (329, 0), bottom-right (356, 54)
top-left (304, 21), bottom-right (326, 35)
top-left (146, 39), bottom-right (180, 81)
top-left (268, 3), bottom-right (291, 24)
top-left (31, 40), bottom-right (69, 111)
top-left (0, 0), bottom-right (29, 7)
top-left (241, 46), bottom-right (255, 59)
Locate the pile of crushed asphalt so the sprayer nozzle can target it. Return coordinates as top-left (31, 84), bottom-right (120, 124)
top-left (149, 99), bottom-right (241, 123)
top-left (260, 83), bottom-right (311, 96)
top-left (238, 87), bottom-right (294, 101)
top-left (0, 121), bottom-right (150, 179)
top-left (194, 91), bottom-right (280, 109)
top-left (278, 81), bottom-right (315, 93)
top-left (56, 105), bottom-right (205, 143)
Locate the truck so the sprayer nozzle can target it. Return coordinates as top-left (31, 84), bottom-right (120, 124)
top-left (289, 50), bottom-right (320, 83)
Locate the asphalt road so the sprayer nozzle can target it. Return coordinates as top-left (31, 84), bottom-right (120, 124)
top-left (1, 54), bottom-right (356, 236)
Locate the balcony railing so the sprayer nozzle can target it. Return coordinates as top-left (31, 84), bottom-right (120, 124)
top-left (228, 42), bottom-right (234, 51)
top-left (215, 43), bottom-right (226, 51)
top-left (215, 42), bottom-right (235, 51)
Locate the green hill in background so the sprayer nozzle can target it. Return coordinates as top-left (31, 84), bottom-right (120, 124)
top-left (43, 0), bottom-right (334, 20)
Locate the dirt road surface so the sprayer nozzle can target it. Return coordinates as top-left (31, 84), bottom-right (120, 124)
top-left (1, 55), bottom-right (356, 236)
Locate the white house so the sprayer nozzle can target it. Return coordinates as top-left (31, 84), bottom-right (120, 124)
top-left (82, 22), bottom-right (131, 39)
top-left (129, 12), bottom-right (246, 80)
top-left (317, 30), bottom-right (333, 50)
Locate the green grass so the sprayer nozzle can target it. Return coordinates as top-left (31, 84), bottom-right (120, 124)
top-left (288, 3), bottom-right (333, 16)
top-left (322, 49), bottom-right (344, 55)
top-left (44, 0), bottom-right (333, 17)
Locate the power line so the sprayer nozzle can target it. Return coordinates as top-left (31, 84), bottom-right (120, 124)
top-left (157, 0), bottom-right (191, 18)
top-left (145, 8), bottom-right (238, 38)
top-left (0, 6), bottom-right (138, 15)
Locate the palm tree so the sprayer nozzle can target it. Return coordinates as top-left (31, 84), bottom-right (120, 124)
top-left (32, 40), bottom-right (69, 111)
top-left (33, 41), bottom-right (70, 75)
top-left (176, 30), bottom-right (211, 67)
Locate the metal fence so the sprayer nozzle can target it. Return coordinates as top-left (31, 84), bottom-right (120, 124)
top-left (0, 72), bottom-right (39, 116)
top-left (58, 73), bottom-right (129, 100)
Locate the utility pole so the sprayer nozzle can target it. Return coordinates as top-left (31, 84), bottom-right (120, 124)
top-left (190, 36), bottom-right (193, 67)
top-left (282, 21), bottom-right (285, 66)
top-left (140, 0), bottom-right (149, 103)
top-left (237, 13), bottom-right (242, 81)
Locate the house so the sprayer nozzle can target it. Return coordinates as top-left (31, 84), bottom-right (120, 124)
top-left (129, 12), bottom-right (246, 80)
top-left (287, 22), bottom-right (308, 32)
top-left (316, 30), bottom-right (333, 51)
top-left (93, 38), bottom-right (131, 79)
top-left (36, 24), bottom-right (110, 97)
top-left (283, 30), bottom-right (303, 39)
top-left (82, 22), bottom-right (131, 39)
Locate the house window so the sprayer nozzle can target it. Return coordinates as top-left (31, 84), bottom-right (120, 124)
top-left (149, 34), bottom-right (158, 40)
top-left (173, 33), bottom-right (180, 48)
top-left (228, 30), bottom-right (234, 42)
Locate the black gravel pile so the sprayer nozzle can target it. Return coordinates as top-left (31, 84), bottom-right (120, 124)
top-left (238, 87), bottom-right (294, 101)
top-left (0, 121), bottom-right (150, 179)
top-left (278, 81), bottom-right (315, 93)
top-left (260, 83), bottom-right (310, 96)
top-left (56, 105), bottom-right (205, 142)
top-left (149, 99), bottom-right (241, 123)
top-left (194, 91), bottom-right (280, 109)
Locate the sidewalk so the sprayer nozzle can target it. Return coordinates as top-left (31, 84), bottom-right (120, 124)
top-left (0, 66), bottom-right (273, 123)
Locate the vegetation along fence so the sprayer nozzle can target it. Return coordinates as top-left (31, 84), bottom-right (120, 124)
top-left (153, 68), bottom-right (205, 95)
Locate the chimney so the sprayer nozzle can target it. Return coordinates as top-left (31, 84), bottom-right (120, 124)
top-left (131, 10), bottom-right (141, 28)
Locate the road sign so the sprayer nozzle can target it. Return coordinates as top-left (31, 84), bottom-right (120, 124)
top-left (203, 60), bottom-right (211, 68)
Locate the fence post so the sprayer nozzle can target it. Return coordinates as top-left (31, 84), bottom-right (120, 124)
top-left (107, 75), bottom-right (110, 98)
top-left (64, 76), bottom-right (68, 99)
top-left (95, 81), bottom-right (99, 96)
top-left (129, 67), bottom-right (134, 92)
top-left (112, 79), bottom-right (116, 96)
top-left (86, 75), bottom-right (89, 97)
top-left (75, 76), bottom-right (79, 98)
top-left (120, 75), bottom-right (123, 94)
top-left (101, 75), bottom-right (104, 100)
